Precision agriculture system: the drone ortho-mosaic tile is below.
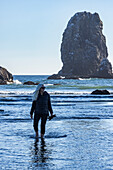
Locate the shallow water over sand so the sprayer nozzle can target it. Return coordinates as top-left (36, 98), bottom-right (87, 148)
top-left (1, 75), bottom-right (113, 169)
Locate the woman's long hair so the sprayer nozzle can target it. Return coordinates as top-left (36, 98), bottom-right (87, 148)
top-left (32, 84), bottom-right (43, 101)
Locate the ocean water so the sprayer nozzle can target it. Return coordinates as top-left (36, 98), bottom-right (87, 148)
top-left (1, 75), bottom-right (113, 169)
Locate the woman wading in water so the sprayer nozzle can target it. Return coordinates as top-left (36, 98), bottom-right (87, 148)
top-left (30, 84), bottom-right (53, 138)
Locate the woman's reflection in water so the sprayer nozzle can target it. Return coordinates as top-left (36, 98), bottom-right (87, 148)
top-left (30, 138), bottom-right (51, 168)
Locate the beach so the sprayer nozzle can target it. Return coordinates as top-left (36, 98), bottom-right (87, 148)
top-left (0, 75), bottom-right (113, 169)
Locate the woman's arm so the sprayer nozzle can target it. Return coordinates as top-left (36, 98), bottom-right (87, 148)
top-left (48, 94), bottom-right (53, 115)
top-left (30, 101), bottom-right (36, 118)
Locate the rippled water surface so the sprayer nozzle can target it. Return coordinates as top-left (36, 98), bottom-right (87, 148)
top-left (1, 75), bottom-right (113, 169)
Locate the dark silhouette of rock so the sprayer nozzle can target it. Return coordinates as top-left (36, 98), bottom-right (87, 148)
top-left (0, 66), bottom-right (13, 84)
top-left (23, 81), bottom-right (35, 85)
top-left (23, 81), bottom-right (39, 85)
top-left (48, 11), bottom-right (113, 79)
top-left (91, 89), bottom-right (110, 95)
top-left (0, 109), bottom-right (4, 112)
top-left (48, 74), bottom-right (79, 79)
top-left (53, 83), bottom-right (61, 85)
top-left (48, 74), bottom-right (65, 79)
top-left (35, 82), bottom-right (39, 85)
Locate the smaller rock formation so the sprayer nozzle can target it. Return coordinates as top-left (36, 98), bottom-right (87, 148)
top-left (0, 66), bottom-right (13, 84)
top-left (0, 109), bottom-right (4, 112)
top-left (48, 74), bottom-right (65, 79)
top-left (48, 74), bottom-right (79, 79)
top-left (91, 89), bottom-right (110, 95)
top-left (23, 81), bottom-right (39, 85)
top-left (53, 83), bottom-right (61, 86)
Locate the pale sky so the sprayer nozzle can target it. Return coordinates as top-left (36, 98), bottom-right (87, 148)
top-left (0, 0), bottom-right (113, 75)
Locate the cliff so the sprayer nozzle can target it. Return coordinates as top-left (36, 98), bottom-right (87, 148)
top-left (48, 12), bottom-right (113, 79)
top-left (0, 66), bottom-right (13, 84)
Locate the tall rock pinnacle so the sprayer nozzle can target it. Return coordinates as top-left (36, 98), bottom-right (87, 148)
top-left (48, 11), bottom-right (113, 79)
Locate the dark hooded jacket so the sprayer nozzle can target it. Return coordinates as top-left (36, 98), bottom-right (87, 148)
top-left (30, 91), bottom-right (53, 116)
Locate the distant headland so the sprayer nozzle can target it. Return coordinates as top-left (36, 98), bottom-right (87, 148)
top-left (48, 11), bottom-right (113, 79)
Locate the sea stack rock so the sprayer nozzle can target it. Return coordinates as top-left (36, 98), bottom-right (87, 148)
top-left (91, 89), bottom-right (110, 95)
top-left (48, 12), bottom-right (113, 79)
top-left (0, 66), bottom-right (13, 84)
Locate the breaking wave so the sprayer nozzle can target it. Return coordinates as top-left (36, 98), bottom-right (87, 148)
top-left (7, 79), bottom-right (22, 85)
top-left (13, 80), bottom-right (22, 85)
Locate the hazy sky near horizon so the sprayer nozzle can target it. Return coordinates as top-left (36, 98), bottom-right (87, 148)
top-left (0, 0), bottom-right (113, 75)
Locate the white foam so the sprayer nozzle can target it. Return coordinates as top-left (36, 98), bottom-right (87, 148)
top-left (44, 84), bottom-right (54, 86)
top-left (60, 76), bottom-right (65, 79)
top-left (7, 80), bottom-right (22, 85)
top-left (7, 82), bottom-right (13, 85)
top-left (79, 78), bottom-right (91, 80)
top-left (0, 90), bottom-right (33, 95)
top-left (13, 80), bottom-right (22, 85)
top-left (49, 91), bottom-right (91, 95)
